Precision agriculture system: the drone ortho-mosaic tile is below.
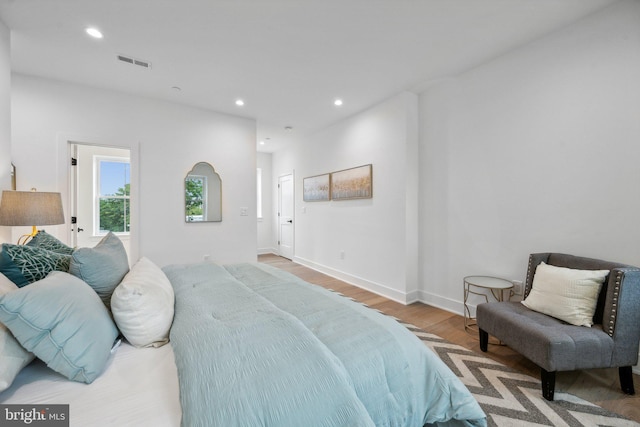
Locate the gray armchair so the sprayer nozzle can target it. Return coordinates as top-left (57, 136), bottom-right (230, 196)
top-left (476, 253), bottom-right (640, 401)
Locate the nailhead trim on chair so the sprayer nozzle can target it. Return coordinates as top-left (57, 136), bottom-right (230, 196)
top-left (606, 268), bottom-right (640, 337)
top-left (525, 255), bottom-right (533, 298)
top-left (606, 271), bottom-right (622, 337)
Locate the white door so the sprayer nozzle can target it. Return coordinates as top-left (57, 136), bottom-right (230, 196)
top-left (70, 143), bottom-right (131, 255)
top-left (278, 173), bottom-right (294, 260)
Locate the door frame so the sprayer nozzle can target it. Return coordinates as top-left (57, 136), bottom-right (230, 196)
top-left (277, 172), bottom-right (294, 259)
top-left (57, 134), bottom-right (140, 265)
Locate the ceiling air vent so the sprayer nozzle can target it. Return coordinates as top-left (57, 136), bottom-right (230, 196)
top-left (117, 54), bottom-right (152, 69)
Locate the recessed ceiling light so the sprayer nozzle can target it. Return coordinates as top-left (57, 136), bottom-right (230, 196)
top-left (334, 99), bottom-right (343, 106)
top-left (284, 126), bottom-right (293, 131)
top-left (235, 99), bottom-right (245, 106)
top-left (85, 27), bottom-right (103, 39)
top-left (171, 86), bottom-right (182, 92)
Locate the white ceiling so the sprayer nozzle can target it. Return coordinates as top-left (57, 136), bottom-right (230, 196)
top-left (0, 0), bottom-right (615, 153)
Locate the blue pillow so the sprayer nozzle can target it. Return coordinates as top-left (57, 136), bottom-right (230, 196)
top-left (0, 243), bottom-right (71, 287)
top-left (0, 274), bottom-right (35, 392)
top-left (69, 232), bottom-right (129, 306)
top-left (0, 271), bottom-right (118, 383)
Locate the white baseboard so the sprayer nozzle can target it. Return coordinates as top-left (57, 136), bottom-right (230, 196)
top-left (417, 290), bottom-right (464, 316)
top-left (293, 256), bottom-right (413, 305)
top-left (257, 247), bottom-right (277, 255)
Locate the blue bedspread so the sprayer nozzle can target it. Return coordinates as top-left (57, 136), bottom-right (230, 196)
top-left (163, 262), bottom-right (486, 427)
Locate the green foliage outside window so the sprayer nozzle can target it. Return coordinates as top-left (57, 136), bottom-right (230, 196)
top-left (99, 184), bottom-right (130, 233)
top-left (185, 178), bottom-right (204, 217)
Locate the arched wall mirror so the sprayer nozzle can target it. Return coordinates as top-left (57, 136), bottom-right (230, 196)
top-left (185, 162), bottom-right (222, 222)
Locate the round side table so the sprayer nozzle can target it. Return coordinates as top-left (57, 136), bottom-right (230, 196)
top-left (463, 275), bottom-right (514, 336)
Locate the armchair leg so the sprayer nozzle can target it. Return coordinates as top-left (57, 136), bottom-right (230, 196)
top-left (619, 366), bottom-right (635, 395)
top-left (479, 329), bottom-right (488, 352)
top-left (541, 368), bottom-right (556, 401)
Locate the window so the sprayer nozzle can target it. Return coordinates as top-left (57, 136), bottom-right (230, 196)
top-left (257, 167), bottom-right (263, 219)
top-left (96, 157), bottom-right (130, 234)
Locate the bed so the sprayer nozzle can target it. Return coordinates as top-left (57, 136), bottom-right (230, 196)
top-left (0, 232), bottom-right (486, 427)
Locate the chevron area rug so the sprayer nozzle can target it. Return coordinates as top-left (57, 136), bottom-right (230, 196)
top-left (398, 320), bottom-right (640, 427)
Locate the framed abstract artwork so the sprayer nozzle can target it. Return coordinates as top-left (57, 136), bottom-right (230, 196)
top-left (303, 173), bottom-right (331, 202)
top-left (331, 164), bottom-right (372, 200)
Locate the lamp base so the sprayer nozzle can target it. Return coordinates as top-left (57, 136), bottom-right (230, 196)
top-left (17, 226), bottom-right (38, 245)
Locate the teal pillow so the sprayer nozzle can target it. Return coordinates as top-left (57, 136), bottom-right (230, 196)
top-left (0, 274), bottom-right (35, 392)
top-left (0, 243), bottom-right (71, 287)
top-left (0, 271), bottom-right (118, 384)
top-left (26, 230), bottom-right (74, 255)
top-left (69, 232), bottom-right (129, 306)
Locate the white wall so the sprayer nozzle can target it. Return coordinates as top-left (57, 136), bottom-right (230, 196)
top-left (11, 74), bottom-right (257, 266)
top-left (419, 0), bottom-right (640, 313)
top-left (269, 1), bottom-right (640, 313)
top-left (272, 92), bottom-right (419, 303)
top-left (0, 19), bottom-right (10, 243)
top-left (257, 152), bottom-right (274, 254)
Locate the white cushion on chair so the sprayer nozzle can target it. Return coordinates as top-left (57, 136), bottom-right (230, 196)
top-left (522, 262), bottom-right (608, 327)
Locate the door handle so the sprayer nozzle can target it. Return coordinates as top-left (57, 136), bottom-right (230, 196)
top-left (287, 220), bottom-right (293, 224)
top-left (77, 228), bottom-right (84, 232)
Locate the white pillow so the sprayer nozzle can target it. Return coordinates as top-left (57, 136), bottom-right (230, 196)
top-left (0, 272), bottom-right (35, 392)
top-left (522, 262), bottom-right (609, 327)
top-left (111, 257), bottom-right (174, 348)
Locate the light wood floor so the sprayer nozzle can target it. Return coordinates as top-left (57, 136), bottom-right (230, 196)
top-left (258, 254), bottom-right (640, 423)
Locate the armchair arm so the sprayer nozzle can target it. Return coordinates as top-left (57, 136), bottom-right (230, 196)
top-left (607, 267), bottom-right (640, 366)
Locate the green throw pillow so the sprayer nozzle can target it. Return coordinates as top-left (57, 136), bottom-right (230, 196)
top-left (26, 230), bottom-right (74, 255)
top-left (0, 244), bottom-right (71, 287)
top-left (0, 271), bottom-right (118, 384)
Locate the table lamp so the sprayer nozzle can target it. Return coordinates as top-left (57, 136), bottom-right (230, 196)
top-left (0, 189), bottom-right (65, 244)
